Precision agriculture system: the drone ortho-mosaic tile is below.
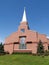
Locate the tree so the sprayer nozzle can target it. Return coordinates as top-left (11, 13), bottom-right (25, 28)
top-left (37, 40), bottom-right (44, 54)
top-left (0, 42), bottom-right (4, 53)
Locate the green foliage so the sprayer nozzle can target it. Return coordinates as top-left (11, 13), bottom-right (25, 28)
top-left (37, 40), bottom-right (44, 54)
top-left (0, 42), bottom-right (4, 52)
top-left (12, 52), bottom-right (32, 54)
top-left (44, 50), bottom-right (49, 56)
top-left (0, 42), bottom-right (5, 55)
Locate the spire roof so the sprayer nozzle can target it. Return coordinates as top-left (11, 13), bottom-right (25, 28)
top-left (21, 8), bottom-right (27, 22)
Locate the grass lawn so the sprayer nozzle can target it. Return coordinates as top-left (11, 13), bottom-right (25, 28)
top-left (0, 54), bottom-right (49, 65)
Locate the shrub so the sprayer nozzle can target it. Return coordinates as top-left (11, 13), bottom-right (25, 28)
top-left (44, 50), bottom-right (49, 56)
top-left (12, 52), bottom-right (32, 55)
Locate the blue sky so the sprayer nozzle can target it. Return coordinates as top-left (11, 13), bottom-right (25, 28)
top-left (0, 0), bottom-right (49, 42)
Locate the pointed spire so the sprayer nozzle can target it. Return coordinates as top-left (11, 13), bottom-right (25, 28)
top-left (21, 7), bottom-right (27, 22)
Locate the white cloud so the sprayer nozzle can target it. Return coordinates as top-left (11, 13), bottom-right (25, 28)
top-left (47, 36), bottom-right (49, 39)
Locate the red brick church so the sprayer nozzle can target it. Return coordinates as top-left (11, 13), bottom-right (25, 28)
top-left (4, 8), bottom-right (49, 54)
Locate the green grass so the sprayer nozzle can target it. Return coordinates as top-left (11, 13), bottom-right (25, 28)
top-left (0, 54), bottom-right (49, 65)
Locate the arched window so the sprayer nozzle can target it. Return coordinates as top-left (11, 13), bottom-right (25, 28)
top-left (20, 37), bottom-right (25, 44)
top-left (19, 37), bottom-right (26, 49)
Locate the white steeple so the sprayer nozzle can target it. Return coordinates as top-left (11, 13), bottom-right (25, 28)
top-left (21, 8), bottom-right (27, 22)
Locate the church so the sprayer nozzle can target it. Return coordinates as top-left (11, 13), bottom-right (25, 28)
top-left (4, 8), bottom-right (49, 54)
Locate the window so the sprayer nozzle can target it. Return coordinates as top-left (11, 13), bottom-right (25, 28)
top-left (20, 37), bottom-right (25, 44)
top-left (19, 37), bottom-right (26, 49)
top-left (21, 29), bottom-right (25, 32)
